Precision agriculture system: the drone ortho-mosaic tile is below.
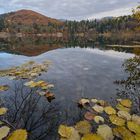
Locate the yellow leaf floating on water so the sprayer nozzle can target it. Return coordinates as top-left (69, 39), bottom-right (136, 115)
top-left (97, 124), bottom-right (114, 140)
top-left (109, 115), bottom-right (125, 126)
top-left (92, 104), bottom-right (104, 113)
top-left (117, 111), bottom-right (131, 120)
top-left (94, 116), bottom-right (104, 124)
top-left (97, 100), bottom-right (108, 107)
top-left (132, 114), bottom-right (140, 125)
top-left (0, 107), bottom-right (8, 115)
top-left (79, 99), bottom-right (90, 106)
top-left (119, 99), bottom-right (132, 108)
top-left (7, 129), bottom-right (28, 140)
top-left (116, 103), bottom-right (130, 112)
top-left (75, 120), bottom-right (91, 134)
top-left (60, 127), bottom-right (80, 140)
top-left (104, 106), bottom-right (116, 115)
top-left (81, 133), bottom-right (103, 140)
top-left (113, 126), bottom-right (135, 140)
top-left (127, 121), bottom-right (140, 134)
top-left (0, 126), bottom-right (10, 140)
top-left (0, 85), bottom-right (9, 91)
top-left (58, 125), bottom-right (73, 139)
top-left (91, 98), bottom-right (98, 103)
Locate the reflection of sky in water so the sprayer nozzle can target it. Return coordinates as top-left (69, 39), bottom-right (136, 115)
top-left (0, 48), bottom-right (134, 101)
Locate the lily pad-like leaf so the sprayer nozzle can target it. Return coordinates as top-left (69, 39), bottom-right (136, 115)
top-left (104, 106), bottom-right (116, 115)
top-left (79, 99), bottom-right (90, 106)
top-left (0, 85), bottom-right (9, 91)
top-left (84, 112), bottom-right (95, 121)
top-left (113, 126), bottom-right (135, 140)
top-left (58, 125), bottom-right (73, 139)
top-left (0, 126), bottom-right (10, 140)
top-left (132, 114), bottom-right (140, 125)
top-left (119, 99), bottom-right (132, 108)
top-left (117, 111), bottom-right (131, 120)
top-left (127, 121), bottom-right (140, 134)
top-left (75, 120), bottom-right (91, 134)
top-left (92, 104), bottom-right (104, 113)
top-left (116, 103), bottom-right (130, 112)
top-left (0, 107), bottom-right (8, 115)
top-left (94, 116), bottom-right (104, 124)
top-left (109, 115), bottom-right (125, 126)
top-left (97, 124), bottom-right (114, 140)
top-left (7, 129), bottom-right (28, 140)
top-left (81, 133), bottom-right (103, 140)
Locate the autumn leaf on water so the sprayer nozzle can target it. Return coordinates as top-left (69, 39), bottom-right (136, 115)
top-left (0, 85), bottom-right (9, 91)
top-left (94, 116), bottom-right (104, 124)
top-left (7, 129), bottom-right (28, 140)
top-left (81, 133), bottom-right (103, 140)
top-left (104, 106), bottom-right (116, 115)
top-left (0, 107), bottom-right (8, 115)
top-left (97, 124), bottom-right (114, 140)
top-left (109, 115), bottom-right (125, 126)
top-left (75, 120), bottom-right (91, 134)
top-left (0, 126), bottom-right (10, 140)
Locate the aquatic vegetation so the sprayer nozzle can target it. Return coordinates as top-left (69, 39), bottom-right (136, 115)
top-left (58, 98), bottom-right (140, 140)
top-left (0, 60), bottom-right (55, 140)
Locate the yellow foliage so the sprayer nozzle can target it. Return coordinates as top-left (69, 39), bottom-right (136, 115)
top-left (81, 133), bottom-right (103, 140)
top-left (109, 115), bottom-right (125, 126)
top-left (104, 106), bottom-right (116, 115)
top-left (113, 126), bottom-right (135, 140)
top-left (75, 120), bottom-right (91, 134)
top-left (0, 126), bottom-right (10, 140)
top-left (97, 124), bottom-right (114, 140)
top-left (127, 121), bottom-right (140, 134)
top-left (7, 129), bottom-right (28, 140)
top-left (116, 103), bottom-right (130, 112)
top-left (120, 99), bottom-right (132, 108)
top-left (0, 107), bottom-right (8, 115)
top-left (58, 125), bottom-right (73, 139)
top-left (94, 116), bottom-right (104, 124)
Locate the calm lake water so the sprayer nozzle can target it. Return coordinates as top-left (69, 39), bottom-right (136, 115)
top-left (0, 38), bottom-right (136, 139)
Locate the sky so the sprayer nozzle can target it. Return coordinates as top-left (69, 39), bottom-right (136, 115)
top-left (0, 0), bottom-right (139, 20)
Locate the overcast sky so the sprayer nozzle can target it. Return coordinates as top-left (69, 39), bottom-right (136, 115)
top-left (0, 0), bottom-right (139, 20)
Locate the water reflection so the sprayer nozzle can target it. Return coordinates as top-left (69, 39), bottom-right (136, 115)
top-left (0, 37), bottom-right (139, 56)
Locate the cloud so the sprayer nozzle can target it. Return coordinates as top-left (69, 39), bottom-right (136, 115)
top-left (0, 0), bottom-right (139, 20)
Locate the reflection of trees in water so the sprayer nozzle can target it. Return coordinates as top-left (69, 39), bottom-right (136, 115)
top-left (115, 56), bottom-right (140, 114)
top-left (0, 80), bottom-right (83, 140)
top-left (0, 36), bottom-right (139, 56)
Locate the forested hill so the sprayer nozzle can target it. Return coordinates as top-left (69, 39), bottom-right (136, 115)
top-left (0, 9), bottom-right (139, 39)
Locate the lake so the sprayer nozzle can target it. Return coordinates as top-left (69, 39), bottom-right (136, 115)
top-left (0, 38), bottom-right (137, 139)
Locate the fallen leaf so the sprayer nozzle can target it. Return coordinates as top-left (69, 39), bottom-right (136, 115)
top-left (127, 121), bottom-right (140, 134)
top-left (81, 133), bottom-right (103, 140)
top-left (113, 126), bottom-right (135, 140)
top-left (0, 107), bottom-right (8, 115)
top-left (97, 124), bottom-right (114, 140)
top-left (132, 114), bottom-right (140, 125)
top-left (0, 85), bottom-right (9, 91)
top-left (104, 106), bottom-right (116, 115)
top-left (117, 111), bottom-right (131, 120)
top-left (109, 115), bottom-right (125, 126)
top-left (75, 120), bottom-right (91, 134)
top-left (58, 125), bottom-right (73, 139)
top-left (119, 99), bottom-right (132, 108)
top-left (92, 104), bottom-right (104, 113)
top-left (79, 99), bottom-right (90, 106)
top-left (0, 126), bottom-right (10, 140)
top-left (116, 103), bottom-right (130, 112)
top-left (7, 129), bottom-right (28, 140)
top-left (94, 116), bottom-right (104, 124)
top-left (84, 112), bottom-right (95, 121)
